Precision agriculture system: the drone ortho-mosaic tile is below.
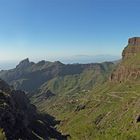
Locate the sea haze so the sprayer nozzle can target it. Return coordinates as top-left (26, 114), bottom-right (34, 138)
top-left (0, 54), bottom-right (120, 70)
top-left (0, 60), bottom-right (18, 70)
top-left (59, 54), bottom-right (120, 64)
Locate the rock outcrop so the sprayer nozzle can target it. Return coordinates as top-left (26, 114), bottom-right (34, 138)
top-left (110, 37), bottom-right (140, 82)
top-left (16, 58), bottom-right (34, 69)
top-left (0, 79), bottom-right (66, 140)
top-left (122, 37), bottom-right (140, 59)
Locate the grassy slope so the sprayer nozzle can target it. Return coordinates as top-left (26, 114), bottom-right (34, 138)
top-left (34, 53), bottom-right (140, 140)
top-left (30, 64), bottom-right (115, 139)
top-left (36, 81), bottom-right (140, 140)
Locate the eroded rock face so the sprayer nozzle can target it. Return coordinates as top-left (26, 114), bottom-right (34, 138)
top-left (128, 37), bottom-right (140, 46)
top-left (110, 37), bottom-right (140, 82)
top-left (122, 37), bottom-right (140, 59)
top-left (110, 66), bottom-right (140, 82)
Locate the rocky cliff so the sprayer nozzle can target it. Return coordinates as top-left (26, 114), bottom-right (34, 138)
top-left (122, 37), bottom-right (140, 59)
top-left (110, 37), bottom-right (140, 82)
top-left (0, 79), bottom-right (66, 140)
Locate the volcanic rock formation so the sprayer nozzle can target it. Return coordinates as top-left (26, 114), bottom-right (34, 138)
top-left (122, 37), bottom-right (140, 59)
top-left (110, 37), bottom-right (140, 82)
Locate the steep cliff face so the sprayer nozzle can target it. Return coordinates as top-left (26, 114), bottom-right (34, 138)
top-left (110, 37), bottom-right (140, 82)
top-left (0, 79), bottom-right (66, 140)
top-left (122, 37), bottom-right (140, 59)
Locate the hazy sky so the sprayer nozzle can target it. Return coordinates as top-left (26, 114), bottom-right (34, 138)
top-left (0, 0), bottom-right (140, 63)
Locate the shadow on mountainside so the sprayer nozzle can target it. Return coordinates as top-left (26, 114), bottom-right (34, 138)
top-left (0, 79), bottom-right (67, 140)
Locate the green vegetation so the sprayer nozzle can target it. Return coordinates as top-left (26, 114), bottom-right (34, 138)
top-left (34, 39), bottom-right (140, 139)
top-left (36, 82), bottom-right (140, 139)
top-left (0, 129), bottom-right (6, 140)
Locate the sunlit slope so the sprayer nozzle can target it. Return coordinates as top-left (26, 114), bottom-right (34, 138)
top-left (36, 81), bottom-right (140, 139)
top-left (36, 37), bottom-right (140, 139)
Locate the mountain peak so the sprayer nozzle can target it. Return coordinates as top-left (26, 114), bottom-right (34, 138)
top-left (16, 58), bottom-right (32, 69)
top-left (21, 58), bottom-right (29, 63)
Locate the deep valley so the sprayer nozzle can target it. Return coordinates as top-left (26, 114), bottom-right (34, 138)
top-left (1, 37), bottom-right (140, 139)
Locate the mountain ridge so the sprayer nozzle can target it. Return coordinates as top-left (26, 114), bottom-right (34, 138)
top-left (0, 59), bottom-right (115, 95)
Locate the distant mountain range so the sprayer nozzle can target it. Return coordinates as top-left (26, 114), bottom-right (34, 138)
top-left (0, 54), bottom-right (120, 70)
top-left (0, 58), bottom-right (115, 94)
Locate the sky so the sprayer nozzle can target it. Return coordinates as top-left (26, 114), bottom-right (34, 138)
top-left (0, 0), bottom-right (140, 68)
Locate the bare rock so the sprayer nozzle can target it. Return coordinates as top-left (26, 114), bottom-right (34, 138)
top-left (110, 37), bottom-right (140, 82)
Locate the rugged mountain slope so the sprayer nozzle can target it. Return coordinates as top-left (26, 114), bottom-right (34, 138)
top-left (0, 60), bottom-right (115, 96)
top-left (0, 79), bottom-right (66, 140)
top-left (110, 37), bottom-right (140, 82)
top-left (2, 37), bottom-right (140, 139)
top-left (35, 37), bottom-right (140, 139)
